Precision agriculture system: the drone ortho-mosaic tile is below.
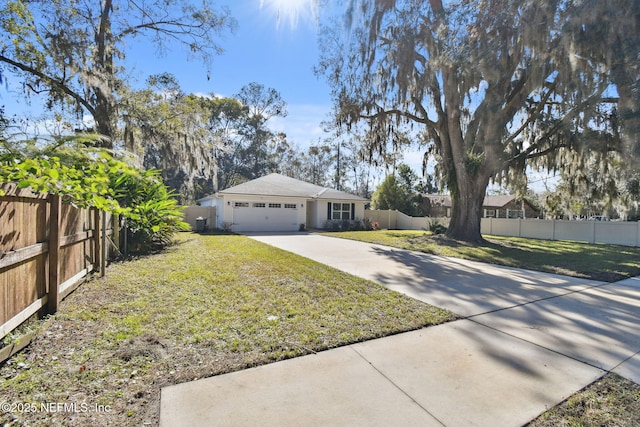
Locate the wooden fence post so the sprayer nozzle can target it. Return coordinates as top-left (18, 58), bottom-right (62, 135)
top-left (113, 213), bottom-right (120, 252)
top-left (123, 217), bottom-right (128, 256)
top-left (101, 212), bottom-right (107, 277)
top-left (94, 208), bottom-right (102, 274)
top-left (47, 195), bottom-right (61, 314)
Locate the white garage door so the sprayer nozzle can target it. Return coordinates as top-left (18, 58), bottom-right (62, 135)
top-left (232, 202), bottom-right (299, 232)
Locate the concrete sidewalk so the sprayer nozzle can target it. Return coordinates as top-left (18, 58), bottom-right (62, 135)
top-left (160, 234), bottom-right (640, 426)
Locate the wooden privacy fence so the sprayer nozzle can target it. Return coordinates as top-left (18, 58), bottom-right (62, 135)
top-left (0, 184), bottom-right (113, 340)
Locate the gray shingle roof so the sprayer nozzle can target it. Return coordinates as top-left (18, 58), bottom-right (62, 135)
top-left (216, 173), bottom-right (368, 201)
top-left (423, 194), bottom-right (517, 208)
top-left (483, 195), bottom-right (516, 208)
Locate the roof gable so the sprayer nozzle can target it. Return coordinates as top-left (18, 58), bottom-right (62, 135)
top-left (216, 173), bottom-right (367, 201)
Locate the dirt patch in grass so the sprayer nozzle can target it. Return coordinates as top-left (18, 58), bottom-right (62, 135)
top-left (113, 334), bottom-right (170, 362)
top-left (0, 233), bottom-right (455, 426)
top-left (527, 373), bottom-right (640, 426)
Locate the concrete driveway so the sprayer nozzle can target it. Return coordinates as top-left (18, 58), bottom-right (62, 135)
top-left (160, 233), bottom-right (640, 427)
top-left (248, 233), bottom-right (604, 317)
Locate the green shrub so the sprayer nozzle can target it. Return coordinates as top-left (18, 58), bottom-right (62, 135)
top-left (325, 219), bottom-right (366, 232)
top-left (111, 169), bottom-right (189, 253)
top-left (0, 136), bottom-right (188, 254)
top-left (429, 218), bottom-right (447, 235)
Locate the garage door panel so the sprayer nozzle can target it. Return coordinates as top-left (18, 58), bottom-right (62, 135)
top-left (232, 203), bottom-right (299, 232)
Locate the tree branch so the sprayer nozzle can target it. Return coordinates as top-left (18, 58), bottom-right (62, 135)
top-left (509, 88), bottom-right (611, 165)
top-left (359, 107), bottom-right (438, 132)
top-left (524, 142), bottom-right (568, 160)
top-left (504, 79), bottom-right (559, 148)
top-left (0, 54), bottom-right (96, 117)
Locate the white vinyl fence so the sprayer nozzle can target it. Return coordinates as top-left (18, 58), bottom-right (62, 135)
top-left (482, 217), bottom-right (640, 247)
top-left (183, 206), bottom-right (217, 231)
top-left (365, 210), bottom-right (640, 247)
top-left (364, 210), bottom-right (449, 231)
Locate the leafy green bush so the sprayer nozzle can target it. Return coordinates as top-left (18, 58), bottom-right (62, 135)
top-left (0, 135), bottom-right (188, 254)
top-left (0, 135), bottom-right (124, 212)
top-left (428, 218), bottom-right (447, 235)
top-left (111, 169), bottom-right (189, 253)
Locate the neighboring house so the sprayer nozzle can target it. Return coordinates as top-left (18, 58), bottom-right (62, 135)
top-left (422, 194), bottom-right (541, 219)
top-left (197, 173), bottom-right (368, 232)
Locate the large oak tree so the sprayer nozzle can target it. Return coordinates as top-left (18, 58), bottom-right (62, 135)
top-left (318, 0), bottom-right (639, 242)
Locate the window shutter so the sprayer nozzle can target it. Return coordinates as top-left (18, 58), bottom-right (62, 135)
top-left (327, 203), bottom-right (332, 220)
top-left (351, 203), bottom-right (355, 220)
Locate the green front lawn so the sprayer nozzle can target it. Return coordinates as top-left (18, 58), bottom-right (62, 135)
top-left (0, 233), bottom-right (455, 427)
top-left (3, 231), bottom-right (638, 426)
top-left (322, 230), bottom-right (640, 282)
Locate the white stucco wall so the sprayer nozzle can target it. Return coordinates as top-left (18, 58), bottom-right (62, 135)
top-left (199, 194), bottom-right (366, 231)
top-left (218, 194), bottom-right (307, 232)
top-left (311, 200), bottom-right (367, 229)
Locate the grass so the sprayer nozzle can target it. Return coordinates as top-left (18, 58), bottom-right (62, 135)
top-left (526, 373), bottom-right (640, 426)
top-left (322, 230), bottom-right (640, 282)
top-left (0, 233), bottom-right (455, 426)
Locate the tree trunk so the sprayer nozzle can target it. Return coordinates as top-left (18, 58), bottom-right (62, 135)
top-left (446, 170), bottom-right (490, 243)
top-left (439, 67), bottom-right (490, 243)
top-left (93, 0), bottom-right (114, 149)
top-left (94, 98), bottom-right (114, 148)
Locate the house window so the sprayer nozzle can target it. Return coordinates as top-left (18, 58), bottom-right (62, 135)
top-left (507, 209), bottom-right (524, 219)
top-left (332, 203), bottom-right (351, 220)
top-left (484, 209), bottom-right (495, 218)
top-left (268, 203), bottom-right (281, 208)
top-left (234, 202), bottom-right (249, 208)
top-left (253, 202), bottom-right (266, 208)
top-left (284, 203), bottom-right (297, 209)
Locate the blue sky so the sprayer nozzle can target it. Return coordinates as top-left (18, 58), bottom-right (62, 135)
top-left (0, 0), bottom-right (425, 187)
top-left (0, 0), bottom-right (550, 191)
top-left (1, 0), bottom-right (334, 148)
top-left (126, 0), bottom-right (335, 147)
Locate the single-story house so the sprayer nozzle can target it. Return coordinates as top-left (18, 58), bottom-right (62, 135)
top-left (422, 194), bottom-right (541, 219)
top-left (197, 173), bottom-right (369, 232)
